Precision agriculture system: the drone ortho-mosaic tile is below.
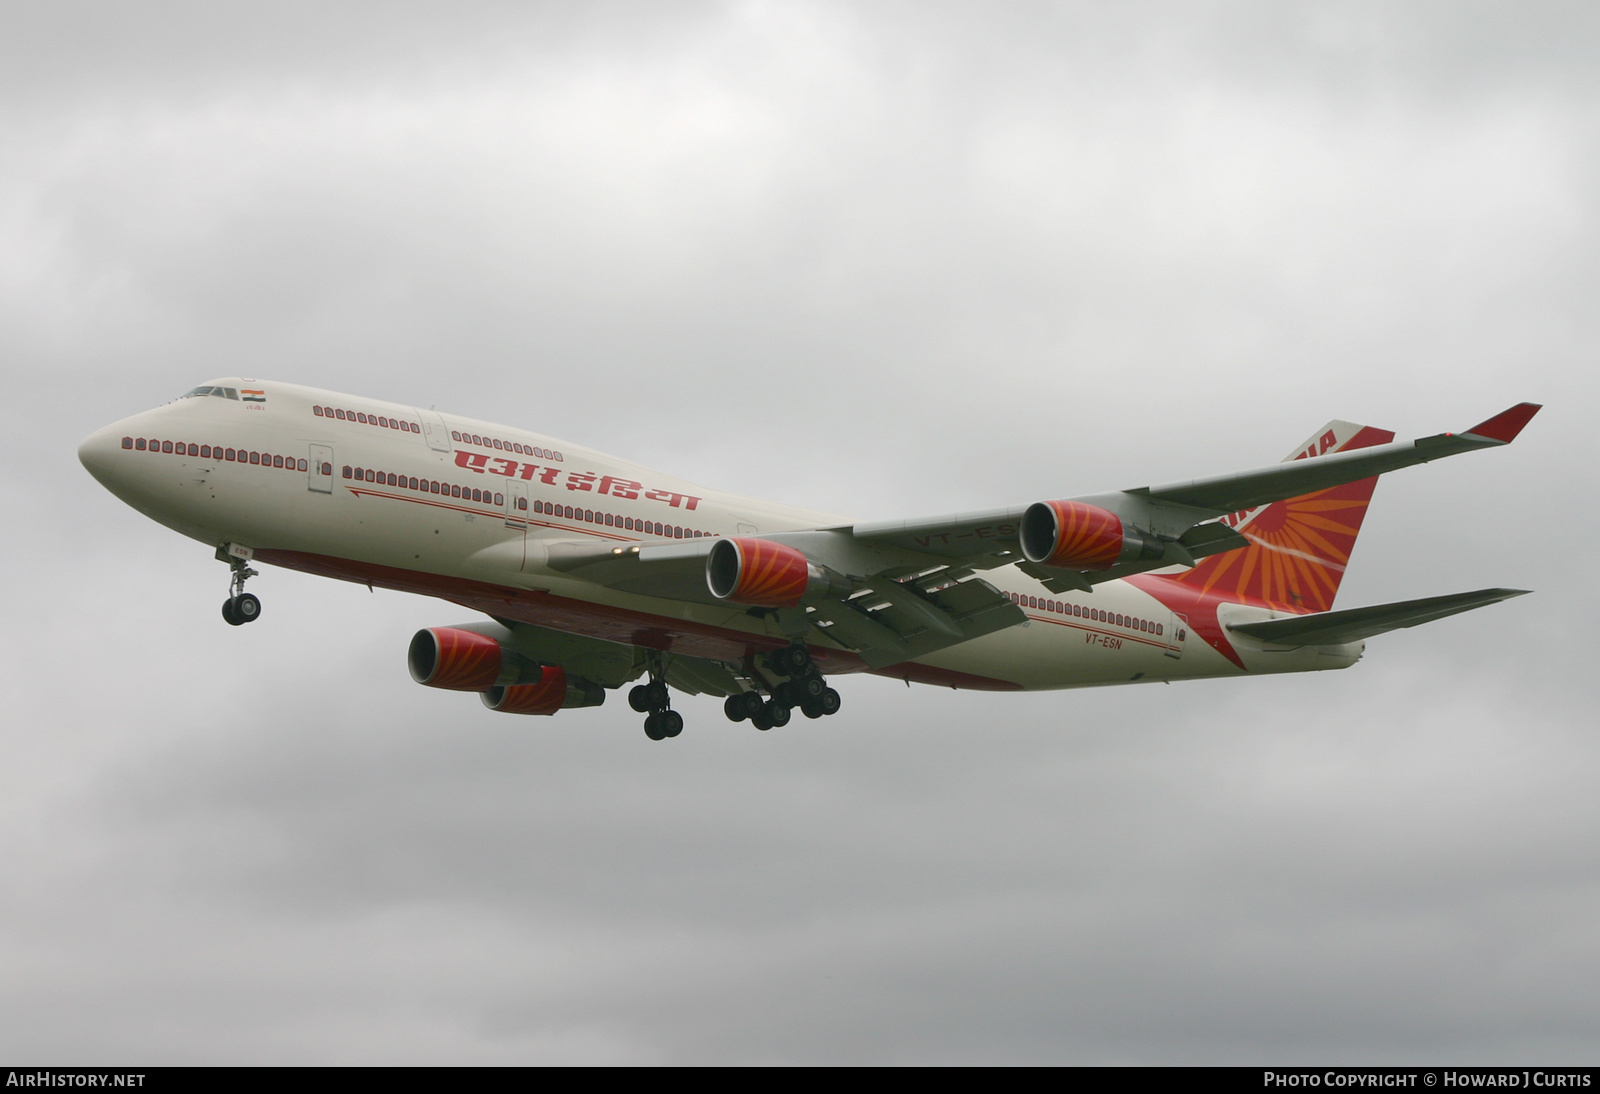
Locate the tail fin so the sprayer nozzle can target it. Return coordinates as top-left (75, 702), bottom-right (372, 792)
top-left (1163, 421), bottom-right (1395, 613)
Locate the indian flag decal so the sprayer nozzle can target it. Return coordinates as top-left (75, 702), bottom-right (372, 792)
top-left (241, 389), bottom-right (266, 403)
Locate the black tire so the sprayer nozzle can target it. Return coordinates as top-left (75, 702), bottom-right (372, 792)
top-left (660, 710), bottom-right (683, 737)
top-left (781, 645), bottom-right (811, 674)
top-left (724, 696), bottom-right (748, 722)
top-left (644, 713), bottom-right (667, 740)
top-left (798, 674), bottom-right (825, 699)
top-left (645, 681), bottom-right (669, 710)
top-left (750, 708), bottom-right (773, 731)
top-left (739, 692), bottom-right (765, 719)
top-left (221, 598), bottom-right (242, 626)
top-left (629, 685), bottom-right (653, 713)
top-left (765, 701), bottom-right (791, 728)
top-left (772, 681), bottom-right (796, 707)
top-left (801, 698), bottom-right (825, 719)
top-left (233, 593), bottom-right (261, 623)
top-left (819, 687), bottom-right (841, 716)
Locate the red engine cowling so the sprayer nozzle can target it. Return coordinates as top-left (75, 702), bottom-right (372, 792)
top-left (706, 537), bottom-right (815, 608)
top-left (1020, 500), bottom-right (1163, 570)
top-left (480, 666), bottom-right (605, 715)
top-left (408, 626), bottom-right (504, 690)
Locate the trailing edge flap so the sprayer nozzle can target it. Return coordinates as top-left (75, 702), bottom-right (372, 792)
top-left (1226, 588), bottom-right (1530, 647)
top-left (807, 576), bottom-right (1024, 669)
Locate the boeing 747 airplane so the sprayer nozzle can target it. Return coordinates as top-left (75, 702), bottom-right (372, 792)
top-left (78, 382), bottom-right (1538, 739)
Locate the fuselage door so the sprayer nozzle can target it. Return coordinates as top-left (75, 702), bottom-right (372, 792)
top-left (418, 410), bottom-right (453, 453)
top-left (308, 444), bottom-right (333, 494)
top-left (1164, 612), bottom-right (1187, 660)
top-left (506, 480), bottom-right (528, 530)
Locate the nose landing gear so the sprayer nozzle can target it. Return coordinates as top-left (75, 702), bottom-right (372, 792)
top-left (219, 551), bottom-right (262, 626)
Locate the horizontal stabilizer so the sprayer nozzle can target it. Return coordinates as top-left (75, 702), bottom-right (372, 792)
top-left (1227, 588), bottom-right (1530, 646)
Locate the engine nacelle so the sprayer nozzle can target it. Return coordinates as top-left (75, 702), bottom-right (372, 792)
top-left (408, 626), bottom-right (507, 690)
top-left (481, 667), bottom-right (606, 715)
top-left (1019, 500), bottom-right (1166, 570)
top-left (706, 537), bottom-right (851, 608)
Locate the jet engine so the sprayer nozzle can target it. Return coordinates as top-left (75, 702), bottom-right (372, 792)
top-left (408, 626), bottom-right (509, 690)
top-left (481, 666), bottom-right (605, 715)
top-left (705, 537), bottom-right (851, 608)
top-left (1019, 500), bottom-right (1167, 570)
top-left (409, 627), bottom-right (606, 715)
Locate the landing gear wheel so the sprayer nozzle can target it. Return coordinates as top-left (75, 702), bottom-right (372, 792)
top-left (801, 698), bottom-right (825, 719)
top-left (221, 598), bottom-right (242, 626)
top-left (644, 680), bottom-right (669, 710)
top-left (772, 644), bottom-right (812, 675)
top-left (232, 593), bottom-right (261, 624)
top-left (644, 713), bottom-right (667, 740)
top-left (659, 710), bottom-right (684, 738)
top-left (819, 687), bottom-right (841, 716)
top-left (797, 674), bottom-right (825, 700)
top-left (764, 701), bottom-right (791, 728)
top-left (750, 707), bottom-right (774, 731)
top-left (629, 685), bottom-right (653, 713)
top-left (724, 696), bottom-right (749, 722)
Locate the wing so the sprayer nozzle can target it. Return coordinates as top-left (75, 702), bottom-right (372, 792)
top-left (536, 404), bottom-right (1539, 668)
top-left (844, 403), bottom-right (1538, 583)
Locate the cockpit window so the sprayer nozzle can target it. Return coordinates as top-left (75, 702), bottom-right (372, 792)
top-left (180, 386), bottom-right (242, 401)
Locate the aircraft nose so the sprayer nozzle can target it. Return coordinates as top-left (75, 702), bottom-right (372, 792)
top-left (78, 425), bottom-right (126, 488)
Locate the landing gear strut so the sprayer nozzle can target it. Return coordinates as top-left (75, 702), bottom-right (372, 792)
top-left (221, 556), bottom-right (262, 626)
top-left (722, 642), bottom-right (842, 730)
top-left (629, 675), bottom-right (682, 741)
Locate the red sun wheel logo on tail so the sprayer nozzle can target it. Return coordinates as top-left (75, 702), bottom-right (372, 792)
top-left (1128, 422), bottom-right (1395, 668)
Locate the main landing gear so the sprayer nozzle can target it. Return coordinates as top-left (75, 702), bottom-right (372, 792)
top-left (220, 556), bottom-right (262, 627)
top-left (628, 677), bottom-right (683, 741)
top-left (627, 644), bottom-right (843, 740)
top-left (723, 643), bottom-right (841, 731)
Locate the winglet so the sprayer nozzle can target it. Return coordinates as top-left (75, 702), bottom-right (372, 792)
top-left (1464, 402), bottom-right (1542, 444)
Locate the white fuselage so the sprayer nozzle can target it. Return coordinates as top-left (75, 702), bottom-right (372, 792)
top-left (79, 379), bottom-right (1361, 691)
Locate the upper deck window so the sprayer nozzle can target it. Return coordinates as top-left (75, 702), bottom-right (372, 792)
top-left (180, 386), bottom-right (240, 401)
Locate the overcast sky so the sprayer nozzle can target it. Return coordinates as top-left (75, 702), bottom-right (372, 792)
top-left (3, 0), bottom-right (1597, 1064)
